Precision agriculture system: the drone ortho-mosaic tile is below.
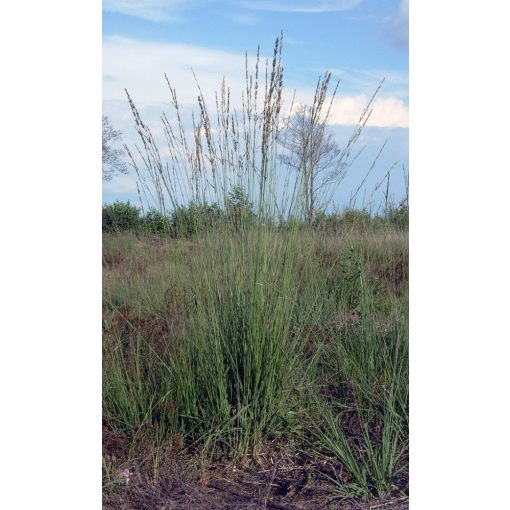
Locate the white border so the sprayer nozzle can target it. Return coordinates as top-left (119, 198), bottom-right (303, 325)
top-left (0, 1), bottom-right (102, 508)
top-left (412, 1), bottom-right (510, 508)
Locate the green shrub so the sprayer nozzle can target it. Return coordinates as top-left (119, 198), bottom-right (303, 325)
top-left (225, 185), bottom-right (255, 232)
top-left (309, 209), bottom-right (372, 233)
top-left (142, 208), bottom-right (172, 235)
top-left (340, 208), bottom-right (372, 228)
top-left (170, 202), bottom-right (224, 238)
top-left (102, 201), bottom-right (141, 232)
top-left (385, 202), bottom-right (409, 230)
top-left (311, 211), bottom-right (343, 232)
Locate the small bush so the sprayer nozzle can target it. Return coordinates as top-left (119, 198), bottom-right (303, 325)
top-left (340, 208), bottom-right (372, 229)
top-left (385, 202), bottom-right (409, 230)
top-left (170, 202), bottom-right (224, 238)
top-left (142, 208), bottom-right (172, 235)
top-left (309, 209), bottom-right (371, 233)
top-left (311, 211), bottom-right (343, 232)
top-left (102, 201), bottom-right (141, 232)
top-left (225, 185), bottom-right (255, 232)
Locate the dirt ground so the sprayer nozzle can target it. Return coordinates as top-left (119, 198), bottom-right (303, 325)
top-left (103, 454), bottom-right (408, 510)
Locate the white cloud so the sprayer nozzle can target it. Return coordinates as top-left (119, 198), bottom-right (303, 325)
top-left (103, 36), bottom-right (249, 106)
top-left (103, 35), bottom-right (408, 148)
top-left (241, 0), bottom-right (362, 12)
top-left (102, 0), bottom-right (191, 22)
top-left (103, 37), bottom-right (252, 198)
top-left (103, 0), bottom-right (364, 19)
top-left (328, 95), bottom-right (408, 128)
top-left (102, 36), bottom-right (408, 205)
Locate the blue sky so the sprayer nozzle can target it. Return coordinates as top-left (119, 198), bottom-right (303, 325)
top-left (103, 0), bottom-right (408, 211)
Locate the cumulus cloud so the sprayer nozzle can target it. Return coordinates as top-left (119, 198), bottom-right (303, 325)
top-left (327, 95), bottom-right (408, 128)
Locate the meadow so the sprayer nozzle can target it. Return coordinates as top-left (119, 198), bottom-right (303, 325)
top-left (102, 221), bottom-right (408, 509)
top-left (102, 37), bottom-right (408, 509)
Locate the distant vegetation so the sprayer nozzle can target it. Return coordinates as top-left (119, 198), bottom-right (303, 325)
top-left (102, 196), bottom-right (408, 237)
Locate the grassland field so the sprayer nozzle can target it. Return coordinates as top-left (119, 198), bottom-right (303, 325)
top-left (103, 225), bottom-right (408, 509)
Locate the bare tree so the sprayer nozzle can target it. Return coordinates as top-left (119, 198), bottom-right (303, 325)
top-left (102, 115), bottom-right (127, 180)
top-left (279, 102), bottom-right (347, 223)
